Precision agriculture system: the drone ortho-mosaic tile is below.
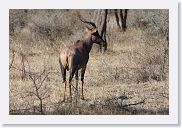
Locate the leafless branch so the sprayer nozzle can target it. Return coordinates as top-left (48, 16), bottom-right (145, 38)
top-left (9, 50), bottom-right (15, 70)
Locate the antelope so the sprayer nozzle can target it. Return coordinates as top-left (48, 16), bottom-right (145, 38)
top-left (59, 19), bottom-right (106, 101)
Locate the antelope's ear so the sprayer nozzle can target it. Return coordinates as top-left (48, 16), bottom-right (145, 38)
top-left (91, 28), bottom-right (97, 33)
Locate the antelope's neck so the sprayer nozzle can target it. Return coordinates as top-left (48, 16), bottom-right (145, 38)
top-left (82, 36), bottom-right (93, 53)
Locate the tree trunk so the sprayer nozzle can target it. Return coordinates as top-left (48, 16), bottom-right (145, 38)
top-left (114, 9), bottom-right (121, 30)
top-left (100, 9), bottom-right (108, 52)
top-left (120, 9), bottom-right (128, 31)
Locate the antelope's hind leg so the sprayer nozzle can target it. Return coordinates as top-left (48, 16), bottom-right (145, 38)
top-left (59, 59), bottom-right (67, 102)
top-left (62, 70), bottom-right (66, 102)
top-left (68, 68), bottom-right (76, 101)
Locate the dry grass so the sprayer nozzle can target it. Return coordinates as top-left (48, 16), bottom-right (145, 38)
top-left (9, 9), bottom-right (169, 115)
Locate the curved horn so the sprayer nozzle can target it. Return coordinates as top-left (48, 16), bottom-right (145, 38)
top-left (80, 18), bottom-right (96, 29)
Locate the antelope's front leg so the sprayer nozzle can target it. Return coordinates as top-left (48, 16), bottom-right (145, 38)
top-left (81, 81), bottom-right (84, 100)
top-left (81, 67), bottom-right (86, 100)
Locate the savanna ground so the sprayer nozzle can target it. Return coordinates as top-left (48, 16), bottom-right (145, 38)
top-left (9, 9), bottom-right (169, 115)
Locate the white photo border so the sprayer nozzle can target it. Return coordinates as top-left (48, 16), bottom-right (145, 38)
top-left (0, 0), bottom-right (178, 124)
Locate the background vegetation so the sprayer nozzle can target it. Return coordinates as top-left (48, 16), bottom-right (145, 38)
top-left (9, 9), bottom-right (169, 115)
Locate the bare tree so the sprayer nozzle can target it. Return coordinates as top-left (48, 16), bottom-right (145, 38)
top-left (114, 9), bottom-right (128, 31)
top-left (28, 69), bottom-right (50, 114)
top-left (93, 9), bottom-right (108, 52)
top-left (94, 9), bottom-right (128, 52)
top-left (100, 9), bottom-right (108, 52)
top-left (9, 49), bottom-right (15, 70)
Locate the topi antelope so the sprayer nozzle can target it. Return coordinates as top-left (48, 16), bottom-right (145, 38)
top-left (59, 19), bottom-right (106, 101)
